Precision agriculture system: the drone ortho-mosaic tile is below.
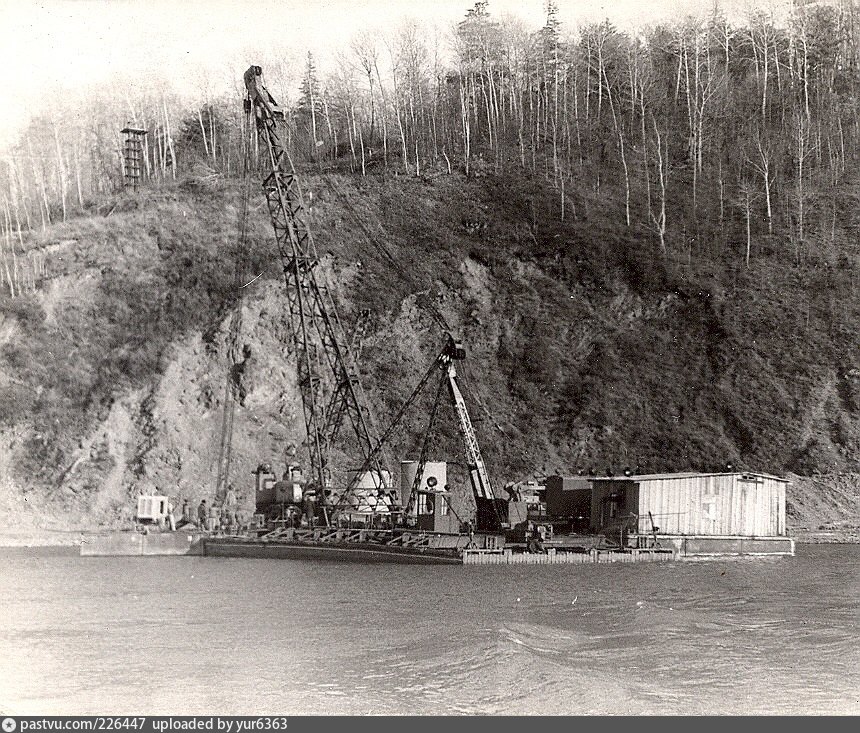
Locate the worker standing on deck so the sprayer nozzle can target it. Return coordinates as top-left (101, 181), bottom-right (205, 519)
top-left (167, 497), bottom-right (176, 531)
top-left (244, 65), bottom-right (282, 121)
top-left (303, 485), bottom-right (317, 528)
top-left (224, 483), bottom-right (238, 523)
top-left (197, 499), bottom-right (207, 529)
top-left (529, 523), bottom-right (547, 554)
top-left (208, 502), bottom-right (220, 532)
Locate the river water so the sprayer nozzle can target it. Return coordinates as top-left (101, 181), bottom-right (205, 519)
top-left (0, 543), bottom-right (857, 715)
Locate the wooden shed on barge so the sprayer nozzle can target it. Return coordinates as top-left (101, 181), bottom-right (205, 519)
top-left (590, 472), bottom-right (788, 537)
top-left (546, 471), bottom-right (793, 556)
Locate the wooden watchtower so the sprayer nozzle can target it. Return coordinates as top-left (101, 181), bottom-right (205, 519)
top-left (121, 125), bottom-right (147, 191)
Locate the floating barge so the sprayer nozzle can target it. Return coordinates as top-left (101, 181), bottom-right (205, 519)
top-left (79, 526), bottom-right (793, 563)
top-left (204, 538), bottom-right (677, 564)
top-left (203, 526), bottom-right (493, 564)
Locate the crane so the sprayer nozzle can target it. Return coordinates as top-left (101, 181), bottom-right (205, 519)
top-left (243, 65), bottom-right (386, 520)
top-left (416, 335), bottom-right (506, 532)
top-left (345, 333), bottom-right (507, 532)
top-left (242, 66), bottom-right (504, 533)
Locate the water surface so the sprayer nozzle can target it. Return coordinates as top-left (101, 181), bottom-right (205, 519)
top-left (1, 544), bottom-right (857, 714)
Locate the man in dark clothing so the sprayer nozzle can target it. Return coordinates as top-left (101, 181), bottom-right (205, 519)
top-left (197, 499), bottom-right (208, 528)
top-left (526, 521), bottom-right (547, 554)
top-left (504, 483), bottom-right (522, 502)
top-left (243, 65), bottom-right (283, 121)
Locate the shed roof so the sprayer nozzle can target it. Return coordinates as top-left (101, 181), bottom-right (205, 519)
top-left (583, 471), bottom-right (789, 484)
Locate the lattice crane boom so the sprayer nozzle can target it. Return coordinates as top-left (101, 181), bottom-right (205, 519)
top-left (439, 336), bottom-right (497, 506)
top-left (243, 65), bottom-right (385, 505)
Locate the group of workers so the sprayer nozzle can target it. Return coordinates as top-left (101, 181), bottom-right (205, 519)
top-left (192, 484), bottom-right (246, 533)
top-left (151, 485), bottom-right (246, 534)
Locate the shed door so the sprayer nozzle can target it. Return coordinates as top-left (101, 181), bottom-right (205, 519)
top-left (602, 493), bottom-right (622, 528)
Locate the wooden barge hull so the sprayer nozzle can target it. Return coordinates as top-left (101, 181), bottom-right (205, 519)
top-left (203, 536), bottom-right (462, 564)
top-left (80, 530), bottom-right (205, 556)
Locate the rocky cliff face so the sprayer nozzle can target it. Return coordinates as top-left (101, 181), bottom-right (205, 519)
top-left (1, 171), bottom-right (858, 539)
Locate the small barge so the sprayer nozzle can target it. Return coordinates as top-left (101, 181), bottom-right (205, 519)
top-left (80, 528), bottom-right (206, 557)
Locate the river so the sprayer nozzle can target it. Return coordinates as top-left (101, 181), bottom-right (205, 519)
top-left (0, 543), bottom-right (857, 715)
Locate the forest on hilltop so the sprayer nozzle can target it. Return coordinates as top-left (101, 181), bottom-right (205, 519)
top-left (4, 1), bottom-right (860, 265)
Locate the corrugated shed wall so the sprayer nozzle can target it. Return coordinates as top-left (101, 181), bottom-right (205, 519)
top-left (636, 475), bottom-right (787, 537)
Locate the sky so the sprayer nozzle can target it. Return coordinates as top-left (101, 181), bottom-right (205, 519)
top-left (0, 0), bottom-right (789, 149)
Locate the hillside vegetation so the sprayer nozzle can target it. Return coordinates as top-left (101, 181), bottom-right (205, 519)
top-left (0, 163), bottom-right (858, 541)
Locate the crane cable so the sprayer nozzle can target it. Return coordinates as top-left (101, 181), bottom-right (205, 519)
top-left (460, 358), bottom-right (539, 478)
top-left (271, 141), bottom-right (388, 471)
top-left (322, 173), bottom-right (517, 513)
top-left (322, 175), bottom-right (452, 333)
top-left (214, 104), bottom-right (255, 497)
top-left (320, 175), bottom-right (459, 492)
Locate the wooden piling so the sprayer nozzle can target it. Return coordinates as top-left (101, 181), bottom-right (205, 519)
top-left (461, 547), bottom-right (677, 565)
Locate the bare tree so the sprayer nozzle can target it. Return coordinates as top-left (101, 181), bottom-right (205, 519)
top-left (791, 108), bottom-right (817, 248)
top-left (351, 31), bottom-right (380, 148)
top-left (736, 180), bottom-right (759, 268)
top-left (748, 128), bottom-right (775, 235)
top-left (650, 115), bottom-right (669, 252)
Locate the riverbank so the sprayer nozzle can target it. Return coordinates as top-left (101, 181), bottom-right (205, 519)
top-left (787, 524), bottom-right (860, 544)
top-left (0, 528), bottom-right (92, 547)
